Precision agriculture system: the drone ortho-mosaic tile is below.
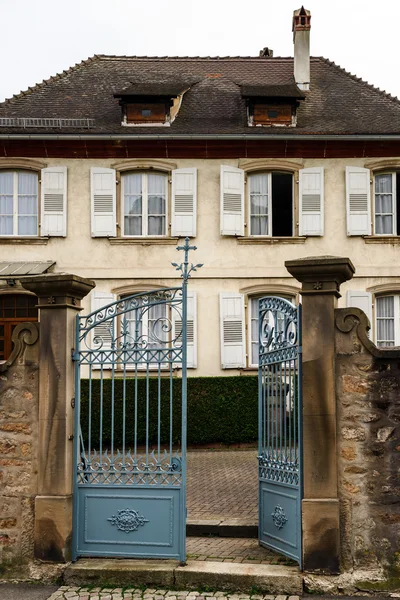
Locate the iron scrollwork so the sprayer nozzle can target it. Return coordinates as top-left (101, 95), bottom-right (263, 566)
top-left (271, 505), bottom-right (288, 530)
top-left (108, 508), bottom-right (149, 533)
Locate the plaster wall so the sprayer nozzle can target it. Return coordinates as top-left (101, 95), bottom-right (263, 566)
top-left (0, 157), bottom-right (399, 376)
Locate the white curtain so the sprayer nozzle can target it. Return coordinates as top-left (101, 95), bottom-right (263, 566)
top-left (123, 173), bottom-right (142, 235)
top-left (0, 172), bottom-right (13, 235)
top-left (18, 172), bottom-right (38, 235)
top-left (147, 174), bottom-right (166, 236)
top-left (250, 174), bottom-right (268, 235)
top-left (251, 297), bottom-right (259, 365)
top-left (376, 295), bottom-right (395, 346)
top-left (375, 174), bottom-right (393, 235)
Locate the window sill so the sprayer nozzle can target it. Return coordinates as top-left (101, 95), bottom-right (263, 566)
top-left (237, 236), bottom-right (307, 245)
top-left (0, 237), bottom-right (49, 245)
top-left (364, 236), bottom-right (400, 245)
top-left (109, 237), bottom-right (179, 246)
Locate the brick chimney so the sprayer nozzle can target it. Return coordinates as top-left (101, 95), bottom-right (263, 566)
top-left (293, 6), bottom-right (311, 90)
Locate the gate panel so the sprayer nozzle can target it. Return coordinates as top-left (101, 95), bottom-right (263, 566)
top-left (258, 297), bottom-right (302, 566)
top-left (73, 287), bottom-right (187, 560)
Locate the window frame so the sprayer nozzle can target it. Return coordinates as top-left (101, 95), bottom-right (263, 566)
top-left (373, 171), bottom-right (397, 237)
top-left (0, 293), bottom-right (38, 361)
top-left (0, 170), bottom-right (39, 238)
top-left (375, 293), bottom-right (400, 347)
top-left (120, 170), bottom-right (169, 238)
top-left (246, 171), bottom-right (294, 238)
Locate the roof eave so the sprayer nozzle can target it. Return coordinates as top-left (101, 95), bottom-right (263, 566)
top-left (1, 133), bottom-right (400, 141)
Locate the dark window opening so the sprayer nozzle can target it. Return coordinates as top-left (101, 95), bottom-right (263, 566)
top-left (397, 173), bottom-right (400, 236)
top-left (0, 294), bottom-right (38, 361)
top-left (272, 172), bottom-right (293, 236)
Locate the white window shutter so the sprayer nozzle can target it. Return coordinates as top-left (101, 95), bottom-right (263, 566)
top-left (40, 167), bottom-right (67, 236)
top-left (171, 168), bottom-right (197, 237)
top-left (220, 166), bottom-right (244, 236)
top-left (91, 167), bottom-right (117, 237)
top-left (346, 166), bottom-right (371, 236)
top-left (220, 293), bottom-right (246, 368)
top-left (91, 291), bottom-right (117, 369)
top-left (173, 291), bottom-right (197, 368)
top-left (346, 290), bottom-right (373, 337)
top-left (299, 167), bottom-right (324, 236)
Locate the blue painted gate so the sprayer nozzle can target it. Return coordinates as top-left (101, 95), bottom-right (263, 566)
top-left (258, 297), bottom-right (303, 566)
top-left (72, 239), bottom-right (201, 561)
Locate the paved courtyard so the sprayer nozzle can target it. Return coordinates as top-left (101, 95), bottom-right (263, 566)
top-left (186, 537), bottom-right (293, 564)
top-left (186, 450), bottom-right (258, 522)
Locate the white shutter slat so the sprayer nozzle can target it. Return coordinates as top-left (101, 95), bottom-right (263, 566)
top-left (347, 290), bottom-right (373, 338)
top-left (220, 293), bottom-right (246, 368)
top-left (171, 168), bottom-right (197, 237)
top-left (40, 167), bottom-right (67, 236)
top-left (346, 166), bottom-right (371, 236)
top-left (173, 291), bottom-right (197, 368)
top-left (220, 166), bottom-right (244, 236)
top-left (91, 291), bottom-right (117, 369)
top-left (91, 167), bottom-right (116, 237)
top-left (299, 167), bottom-right (324, 236)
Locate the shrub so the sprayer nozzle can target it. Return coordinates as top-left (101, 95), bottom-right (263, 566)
top-left (80, 376), bottom-right (258, 447)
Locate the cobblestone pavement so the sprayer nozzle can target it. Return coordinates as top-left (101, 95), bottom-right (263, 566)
top-left (187, 450), bottom-right (258, 521)
top-left (186, 537), bottom-right (293, 564)
top-left (48, 589), bottom-right (301, 600)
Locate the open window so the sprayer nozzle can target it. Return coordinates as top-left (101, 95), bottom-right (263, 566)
top-left (248, 172), bottom-right (293, 237)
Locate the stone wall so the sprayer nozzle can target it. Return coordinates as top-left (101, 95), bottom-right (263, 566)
top-left (0, 323), bottom-right (39, 567)
top-left (335, 308), bottom-right (400, 576)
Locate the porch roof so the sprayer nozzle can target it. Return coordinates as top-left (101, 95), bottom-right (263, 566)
top-left (0, 260), bottom-right (55, 277)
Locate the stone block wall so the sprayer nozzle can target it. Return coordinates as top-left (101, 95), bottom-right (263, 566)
top-left (0, 323), bottom-right (39, 566)
top-left (335, 308), bottom-right (400, 574)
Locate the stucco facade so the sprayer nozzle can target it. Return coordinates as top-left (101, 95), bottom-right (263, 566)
top-left (1, 156), bottom-right (399, 376)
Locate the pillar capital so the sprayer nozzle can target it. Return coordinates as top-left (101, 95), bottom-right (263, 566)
top-left (21, 273), bottom-right (95, 310)
top-left (285, 255), bottom-right (355, 297)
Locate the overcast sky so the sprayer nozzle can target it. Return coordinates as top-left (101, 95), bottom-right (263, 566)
top-left (1, 0), bottom-right (400, 103)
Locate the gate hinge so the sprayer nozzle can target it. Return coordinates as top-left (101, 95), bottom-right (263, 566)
top-left (71, 348), bottom-right (79, 361)
top-left (298, 345), bottom-right (303, 354)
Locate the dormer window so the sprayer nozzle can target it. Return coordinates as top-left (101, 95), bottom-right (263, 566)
top-left (125, 102), bottom-right (167, 124)
top-left (114, 80), bottom-right (192, 127)
top-left (241, 84), bottom-right (305, 128)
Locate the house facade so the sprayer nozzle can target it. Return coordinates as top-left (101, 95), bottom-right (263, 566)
top-left (1, 7), bottom-right (400, 373)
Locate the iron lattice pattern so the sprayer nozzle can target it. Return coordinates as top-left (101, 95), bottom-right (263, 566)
top-left (258, 296), bottom-right (301, 488)
top-left (258, 453), bottom-right (299, 485)
top-left (78, 450), bottom-right (182, 486)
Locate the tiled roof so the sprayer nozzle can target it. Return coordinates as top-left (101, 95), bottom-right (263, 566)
top-left (0, 54), bottom-right (400, 136)
top-left (240, 84), bottom-right (305, 99)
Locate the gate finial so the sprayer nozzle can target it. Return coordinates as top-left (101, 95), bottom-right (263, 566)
top-left (173, 237), bottom-right (203, 282)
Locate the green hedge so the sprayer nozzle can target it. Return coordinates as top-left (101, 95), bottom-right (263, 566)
top-left (80, 376), bottom-right (258, 447)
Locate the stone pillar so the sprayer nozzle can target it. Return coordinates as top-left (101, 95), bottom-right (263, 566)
top-left (21, 274), bottom-right (95, 562)
top-left (285, 256), bottom-right (355, 573)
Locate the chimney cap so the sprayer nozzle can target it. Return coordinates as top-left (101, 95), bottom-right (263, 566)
top-left (292, 6), bottom-right (311, 33)
top-left (259, 47), bottom-right (273, 58)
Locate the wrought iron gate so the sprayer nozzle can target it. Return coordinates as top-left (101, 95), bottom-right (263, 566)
top-left (258, 297), bottom-right (302, 566)
top-left (72, 239), bottom-right (201, 561)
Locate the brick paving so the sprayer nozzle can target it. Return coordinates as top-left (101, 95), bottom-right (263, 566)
top-left (187, 450), bottom-right (258, 521)
top-left (186, 537), bottom-right (294, 565)
top-left (48, 590), bottom-right (300, 600)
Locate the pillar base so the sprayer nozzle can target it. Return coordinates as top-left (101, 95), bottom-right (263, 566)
top-left (302, 499), bottom-right (340, 573)
top-left (34, 495), bottom-right (72, 562)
